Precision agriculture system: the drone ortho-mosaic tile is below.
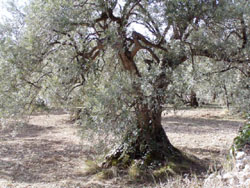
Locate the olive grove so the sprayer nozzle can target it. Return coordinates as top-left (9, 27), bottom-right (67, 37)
top-left (0, 0), bottom-right (249, 171)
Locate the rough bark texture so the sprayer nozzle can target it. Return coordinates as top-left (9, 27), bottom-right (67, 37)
top-left (190, 90), bottom-right (199, 107)
top-left (102, 105), bottom-right (182, 169)
top-left (98, 13), bottom-right (201, 172)
top-left (101, 70), bottom-right (193, 172)
top-left (101, 101), bottom-right (205, 178)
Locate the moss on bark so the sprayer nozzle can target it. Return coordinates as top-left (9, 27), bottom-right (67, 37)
top-left (101, 122), bottom-right (204, 179)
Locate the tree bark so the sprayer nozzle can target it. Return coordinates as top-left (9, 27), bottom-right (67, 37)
top-left (190, 90), bottom-right (199, 107)
top-left (102, 101), bottom-right (182, 168)
top-left (102, 71), bottom-right (183, 169)
top-left (101, 38), bottom-right (197, 172)
top-left (212, 92), bottom-right (217, 102)
top-left (223, 84), bottom-right (230, 110)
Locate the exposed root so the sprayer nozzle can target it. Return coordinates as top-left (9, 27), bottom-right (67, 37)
top-left (101, 129), bottom-right (206, 180)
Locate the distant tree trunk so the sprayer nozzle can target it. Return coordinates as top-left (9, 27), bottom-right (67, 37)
top-left (190, 90), bottom-right (199, 107)
top-left (223, 84), bottom-right (230, 110)
top-left (212, 92), bottom-right (217, 102)
top-left (70, 108), bottom-right (82, 122)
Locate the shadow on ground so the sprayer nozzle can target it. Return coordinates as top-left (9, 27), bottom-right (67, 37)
top-left (0, 122), bottom-right (54, 139)
top-left (162, 115), bottom-right (243, 167)
top-left (0, 117), bottom-right (92, 183)
top-left (162, 116), bottom-right (242, 134)
top-left (0, 138), bottom-right (90, 183)
top-left (0, 111), bottom-right (244, 186)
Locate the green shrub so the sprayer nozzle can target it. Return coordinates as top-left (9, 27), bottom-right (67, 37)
top-left (231, 114), bottom-right (250, 154)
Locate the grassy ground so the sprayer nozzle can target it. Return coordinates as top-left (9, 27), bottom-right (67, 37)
top-left (0, 108), bottom-right (244, 187)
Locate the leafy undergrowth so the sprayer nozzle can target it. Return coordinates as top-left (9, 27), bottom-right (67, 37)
top-left (232, 115), bottom-right (250, 154)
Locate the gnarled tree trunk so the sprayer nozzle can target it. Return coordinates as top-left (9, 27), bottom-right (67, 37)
top-left (102, 65), bottom-right (183, 169)
top-left (102, 43), bottom-right (201, 174)
top-left (102, 100), bottom-right (182, 168)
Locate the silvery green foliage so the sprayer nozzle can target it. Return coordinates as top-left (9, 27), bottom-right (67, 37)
top-left (233, 75), bottom-right (249, 113)
top-left (0, 0), bottom-right (249, 134)
top-left (77, 61), bottom-right (136, 137)
top-left (170, 57), bottom-right (249, 113)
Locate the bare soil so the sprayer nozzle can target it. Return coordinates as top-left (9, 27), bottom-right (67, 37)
top-left (0, 108), bottom-right (244, 188)
top-left (163, 108), bottom-right (243, 164)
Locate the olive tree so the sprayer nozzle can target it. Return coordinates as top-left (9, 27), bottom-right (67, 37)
top-left (0, 0), bottom-right (249, 170)
top-left (171, 56), bottom-right (249, 111)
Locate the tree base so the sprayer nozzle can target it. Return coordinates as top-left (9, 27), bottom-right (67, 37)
top-left (101, 127), bottom-right (205, 179)
top-left (101, 146), bottom-right (205, 181)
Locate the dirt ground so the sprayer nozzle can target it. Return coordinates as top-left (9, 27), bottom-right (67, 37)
top-left (163, 108), bottom-right (243, 163)
top-left (0, 108), bottom-right (244, 188)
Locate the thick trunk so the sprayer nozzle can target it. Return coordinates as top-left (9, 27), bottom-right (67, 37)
top-left (101, 98), bottom-right (205, 178)
top-left (102, 100), bottom-right (182, 169)
top-left (101, 101), bottom-right (205, 177)
top-left (102, 49), bottom-right (203, 175)
top-left (101, 57), bottom-right (183, 168)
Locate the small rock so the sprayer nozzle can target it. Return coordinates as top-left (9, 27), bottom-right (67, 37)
top-left (222, 172), bottom-right (233, 180)
top-left (203, 173), bottom-right (218, 187)
top-left (216, 174), bottom-right (222, 180)
top-left (238, 171), bottom-right (246, 183)
top-left (242, 156), bottom-right (250, 165)
top-left (228, 176), bottom-right (239, 185)
top-left (243, 164), bottom-right (250, 173)
top-left (235, 162), bottom-right (244, 170)
top-left (242, 173), bottom-right (250, 182)
top-left (245, 179), bottom-right (250, 187)
top-left (236, 151), bottom-right (245, 160)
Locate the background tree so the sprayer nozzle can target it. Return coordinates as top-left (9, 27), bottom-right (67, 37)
top-left (170, 56), bottom-right (249, 112)
top-left (0, 0), bottom-right (249, 171)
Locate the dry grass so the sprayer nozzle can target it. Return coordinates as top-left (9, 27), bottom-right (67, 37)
top-left (0, 108), bottom-right (244, 187)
